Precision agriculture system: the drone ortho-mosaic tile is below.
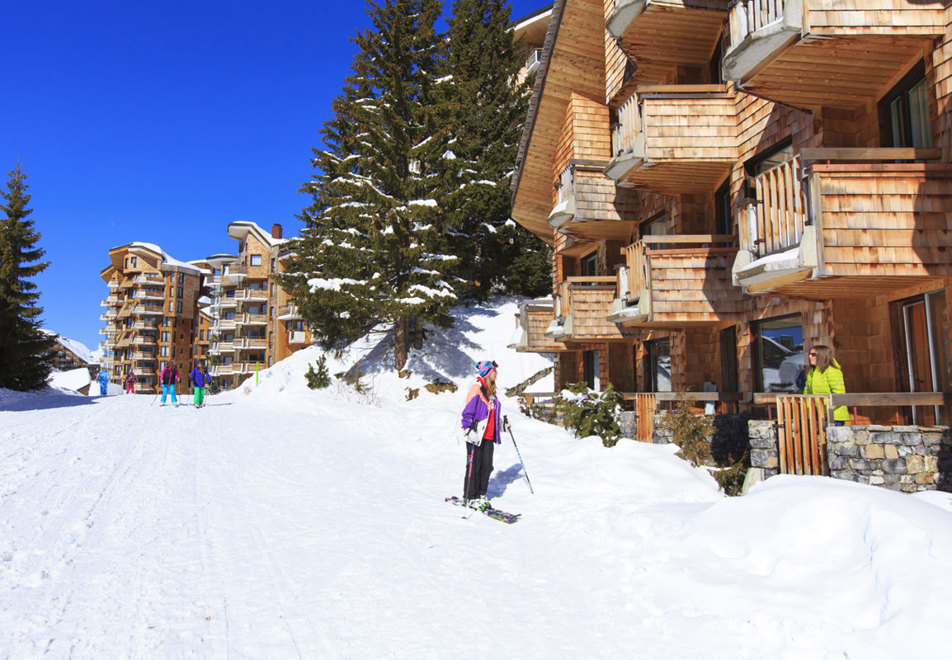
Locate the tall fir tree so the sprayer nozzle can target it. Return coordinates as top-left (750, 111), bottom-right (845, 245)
top-left (279, 0), bottom-right (456, 370)
top-left (0, 163), bottom-right (55, 390)
top-left (437, 0), bottom-right (550, 300)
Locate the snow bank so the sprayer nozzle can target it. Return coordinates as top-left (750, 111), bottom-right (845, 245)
top-left (1, 298), bottom-right (950, 658)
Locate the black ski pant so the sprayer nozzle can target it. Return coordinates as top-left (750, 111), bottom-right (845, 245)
top-left (463, 439), bottom-right (494, 500)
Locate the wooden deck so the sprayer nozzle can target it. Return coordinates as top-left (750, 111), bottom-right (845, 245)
top-left (605, 86), bottom-right (737, 194)
top-left (723, 0), bottom-right (945, 109)
top-left (612, 235), bottom-right (746, 326)
top-left (511, 300), bottom-right (566, 353)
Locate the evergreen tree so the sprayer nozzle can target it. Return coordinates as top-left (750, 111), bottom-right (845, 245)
top-left (0, 163), bottom-right (55, 390)
top-left (279, 0), bottom-right (456, 370)
top-left (437, 0), bottom-right (550, 300)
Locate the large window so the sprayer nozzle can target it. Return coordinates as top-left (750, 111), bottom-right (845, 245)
top-left (753, 315), bottom-right (803, 393)
top-left (881, 60), bottom-right (932, 149)
top-left (644, 338), bottom-right (671, 393)
top-left (581, 252), bottom-right (598, 277)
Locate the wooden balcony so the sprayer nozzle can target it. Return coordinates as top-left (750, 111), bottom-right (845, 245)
top-left (723, 0), bottom-right (946, 109)
top-left (609, 235), bottom-right (745, 326)
top-left (510, 299), bottom-right (566, 353)
top-left (550, 163), bottom-right (641, 241)
top-left (605, 86), bottom-right (737, 194)
top-left (548, 277), bottom-right (627, 342)
top-left (733, 148), bottom-right (952, 297)
top-left (607, 0), bottom-right (729, 84)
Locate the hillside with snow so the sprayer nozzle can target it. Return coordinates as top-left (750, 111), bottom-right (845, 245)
top-left (2, 299), bottom-right (952, 658)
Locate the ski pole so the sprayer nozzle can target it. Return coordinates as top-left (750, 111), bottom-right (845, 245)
top-left (503, 415), bottom-right (534, 494)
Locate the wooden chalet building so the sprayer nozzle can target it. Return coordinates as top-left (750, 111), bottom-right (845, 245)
top-left (511, 0), bottom-right (952, 425)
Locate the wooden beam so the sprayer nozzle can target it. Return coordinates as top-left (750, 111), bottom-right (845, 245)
top-left (800, 147), bottom-right (942, 162)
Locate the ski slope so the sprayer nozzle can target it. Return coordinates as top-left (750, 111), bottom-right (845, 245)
top-left (2, 299), bottom-right (952, 658)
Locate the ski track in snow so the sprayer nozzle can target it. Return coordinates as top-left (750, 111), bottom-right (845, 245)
top-left (2, 296), bottom-right (951, 658)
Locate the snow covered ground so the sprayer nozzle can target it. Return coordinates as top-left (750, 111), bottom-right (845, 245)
top-left (3, 299), bottom-right (952, 658)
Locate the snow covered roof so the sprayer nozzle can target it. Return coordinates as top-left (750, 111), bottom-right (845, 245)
top-left (107, 242), bottom-right (202, 275)
top-left (43, 330), bottom-right (97, 364)
top-left (227, 221), bottom-right (290, 248)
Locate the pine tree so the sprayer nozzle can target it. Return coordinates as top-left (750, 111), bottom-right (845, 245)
top-left (0, 163), bottom-right (55, 390)
top-left (437, 0), bottom-right (550, 300)
top-left (279, 0), bottom-right (456, 371)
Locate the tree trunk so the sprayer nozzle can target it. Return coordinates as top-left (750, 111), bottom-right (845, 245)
top-left (395, 317), bottom-right (409, 372)
top-left (411, 315), bottom-right (423, 350)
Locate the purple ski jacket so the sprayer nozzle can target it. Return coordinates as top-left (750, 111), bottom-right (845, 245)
top-left (460, 383), bottom-right (502, 445)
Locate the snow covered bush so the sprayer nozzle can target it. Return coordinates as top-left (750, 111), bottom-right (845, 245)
top-left (555, 383), bottom-right (622, 448)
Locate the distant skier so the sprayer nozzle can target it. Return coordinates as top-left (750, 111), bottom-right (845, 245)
top-left (189, 362), bottom-right (209, 408)
top-left (124, 370), bottom-right (137, 394)
top-left (460, 360), bottom-right (502, 507)
top-left (97, 368), bottom-right (109, 396)
top-left (160, 363), bottom-right (180, 406)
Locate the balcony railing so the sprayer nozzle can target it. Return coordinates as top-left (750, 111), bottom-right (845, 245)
top-left (236, 288), bottom-right (269, 302)
top-left (745, 154), bottom-right (806, 259)
top-left (235, 337), bottom-right (268, 350)
top-left (287, 331), bottom-right (308, 345)
top-left (278, 305), bottom-right (302, 319)
top-left (728, 0), bottom-right (790, 51)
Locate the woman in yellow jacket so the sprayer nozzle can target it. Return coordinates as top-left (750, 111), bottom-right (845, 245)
top-left (803, 344), bottom-right (849, 425)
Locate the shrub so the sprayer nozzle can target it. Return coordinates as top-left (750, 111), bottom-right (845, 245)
top-left (555, 383), bottom-right (622, 448)
top-left (658, 393), bottom-right (748, 496)
top-left (305, 355), bottom-right (331, 390)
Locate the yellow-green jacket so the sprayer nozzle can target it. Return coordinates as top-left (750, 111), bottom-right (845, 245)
top-left (803, 359), bottom-right (849, 422)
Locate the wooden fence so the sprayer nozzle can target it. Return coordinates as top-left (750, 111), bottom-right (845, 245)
top-left (775, 395), bottom-right (829, 476)
top-left (635, 393), bottom-right (657, 442)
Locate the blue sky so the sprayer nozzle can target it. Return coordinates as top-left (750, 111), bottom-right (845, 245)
top-left (2, 0), bottom-right (545, 352)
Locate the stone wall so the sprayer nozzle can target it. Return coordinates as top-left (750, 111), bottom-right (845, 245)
top-left (826, 425), bottom-right (952, 493)
top-left (748, 420), bottom-right (780, 479)
top-left (747, 421), bottom-right (952, 493)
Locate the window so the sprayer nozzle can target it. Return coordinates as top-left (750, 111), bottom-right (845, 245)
top-left (881, 60), bottom-right (932, 149)
top-left (250, 254), bottom-right (262, 266)
top-left (644, 338), bottom-right (671, 393)
top-left (160, 346), bottom-right (169, 357)
top-left (177, 286), bottom-right (184, 298)
top-left (715, 180), bottom-right (732, 237)
top-left (640, 212), bottom-right (667, 250)
top-left (169, 301), bottom-right (175, 313)
top-left (161, 331), bottom-right (169, 343)
top-left (581, 252), bottom-right (598, 277)
top-left (753, 315), bottom-right (803, 393)
top-left (720, 327), bottom-right (738, 395)
top-left (746, 140), bottom-right (794, 178)
top-left (583, 350), bottom-right (600, 391)
top-left (176, 301), bottom-right (183, 313)
top-left (177, 273), bottom-right (184, 284)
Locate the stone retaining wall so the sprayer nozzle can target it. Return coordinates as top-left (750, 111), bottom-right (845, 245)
top-left (826, 425), bottom-right (952, 493)
top-left (747, 421), bottom-right (952, 493)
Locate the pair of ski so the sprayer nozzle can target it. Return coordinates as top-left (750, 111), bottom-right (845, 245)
top-left (445, 496), bottom-right (520, 524)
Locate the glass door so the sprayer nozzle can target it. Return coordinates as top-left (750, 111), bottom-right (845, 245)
top-left (901, 291), bottom-right (947, 424)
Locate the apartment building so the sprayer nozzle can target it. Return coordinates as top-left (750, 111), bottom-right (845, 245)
top-left (99, 224), bottom-right (316, 393)
top-left (511, 0), bottom-right (952, 425)
top-left (99, 243), bottom-right (204, 393)
top-left (204, 222), bottom-right (315, 389)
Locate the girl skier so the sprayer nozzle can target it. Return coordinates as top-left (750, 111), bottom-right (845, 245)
top-left (160, 363), bottom-right (179, 406)
top-left (460, 360), bottom-right (501, 507)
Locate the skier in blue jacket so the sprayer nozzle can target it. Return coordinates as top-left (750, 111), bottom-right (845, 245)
top-left (189, 362), bottom-right (210, 408)
top-left (460, 360), bottom-right (502, 507)
top-left (97, 368), bottom-right (109, 396)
